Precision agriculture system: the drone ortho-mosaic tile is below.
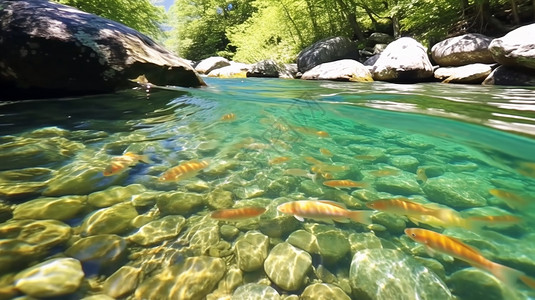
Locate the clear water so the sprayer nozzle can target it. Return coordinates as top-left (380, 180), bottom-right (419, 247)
top-left (1, 77), bottom-right (535, 299)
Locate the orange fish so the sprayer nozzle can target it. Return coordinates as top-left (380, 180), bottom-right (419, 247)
top-left (210, 207), bottom-right (266, 220)
top-left (277, 200), bottom-right (372, 224)
top-left (269, 156), bottom-right (291, 165)
top-left (465, 214), bottom-right (523, 229)
top-left (293, 126), bottom-right (330, 138)
top-left (366, 198), bottom-right (456, 219)
top-left (489, 189), bottom-right (529, 210)
top-left (103, 152), bottom-right (152, 176)
top-left (323, 179), bottom-right (368, 189)
top-left (405, 228), bottom-right (535, 288)
top-left (159, 160), bottom-right (209, 182)
top-left (220, 113), bottom-right (236, 121)
top-left (315, 131), bottom-right (330, 138)
top-left (368, 169), bottom-right (400, 177)
top-left (311, 164), bottom-right (349, 173)
top-left (319, 148), bottom-right (333, 157)
top-left (304, 156), bottom-right (324, 165)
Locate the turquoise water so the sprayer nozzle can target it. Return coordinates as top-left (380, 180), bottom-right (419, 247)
top-left (1, 77), bottom-right (535, 299)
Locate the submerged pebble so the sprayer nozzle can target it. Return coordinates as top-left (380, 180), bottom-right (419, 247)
top-left (264, 242), bottom-right (312, 291)
top-left (13, 195), bottom-right (87, 220)
top-left (14, 257), bottom-right (84, 297)
top-left (231, 283), bottom-right (280, 300)
top-left (235, 231), bottom-right (270, 272)
top-left (128, 215), bottom-right (186, 246)
top-left (80, 202), bottom-right (138, 236)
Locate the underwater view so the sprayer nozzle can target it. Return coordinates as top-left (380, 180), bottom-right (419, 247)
top-left (1, 77), bottom-right (535, 300)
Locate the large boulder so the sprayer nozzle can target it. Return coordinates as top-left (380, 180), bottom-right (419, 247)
top-left (0, 0), bottom-right (204, 101)
top-left (434, 63), bottom-right (493, 83)
top-left (488, 23), bottom-right (535, 70)
top-left (372, 37), bottom-right (433, 82)
top-left (207, 62), bottom-right (249, 78)
top-left (482, 65), bottom-right (535, 86)
top-left (195, 56), bottom-right (231, 74)
top-left (301, 59), bottom-right (373, 82)
top-left (247, 59), bottom-right (280, 77)
top-left (431, 33), bottom-right (495, 66)
top-left (297, 36), bottom-right (359, 73)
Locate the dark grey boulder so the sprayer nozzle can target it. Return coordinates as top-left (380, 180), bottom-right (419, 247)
top-left (0, 0), bottom-right (204, 101)
top-left (488, 23), bottom-right (535, 70)
top-left (482, 65), bottom-right (535, 86)
top-left (372, 37), bottom-right (433, 82)
top-left (247, 59), bottom-right (280, 77)
top-left (431, 33), bottom-right (495, 66)
top-left (297, 36), bottom-right (358, 73)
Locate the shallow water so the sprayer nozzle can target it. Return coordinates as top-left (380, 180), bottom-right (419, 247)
top-left (1, 78), bottom-right (535, 299)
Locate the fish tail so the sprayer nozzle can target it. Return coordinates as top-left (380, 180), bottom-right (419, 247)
top-left (348, 210), bottom-right (373, 225)
top-left (490, 262), bottom-right (526, 288)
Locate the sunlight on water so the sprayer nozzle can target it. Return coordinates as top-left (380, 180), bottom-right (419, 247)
top-left (0, 78), bottom-right (535, 299)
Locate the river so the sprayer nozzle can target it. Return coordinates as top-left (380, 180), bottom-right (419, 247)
top-left (0, 78), bottom-right (534, 299)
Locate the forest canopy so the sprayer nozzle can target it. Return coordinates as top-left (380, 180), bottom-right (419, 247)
top-left (56, 0), bottom-right (535, 63)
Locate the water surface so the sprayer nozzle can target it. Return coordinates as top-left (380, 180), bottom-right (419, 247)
top-left (1, 78), bottom-right (535, 299)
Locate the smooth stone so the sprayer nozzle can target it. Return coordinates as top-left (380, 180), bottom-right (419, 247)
top-left (188, 221), bottom-right (221, 254)
top-left (301, 59), bottom-right (373, 82)
top-left (301, 283), bottom-right (351, 300)
top-left (80, 202), bottom-right (138, 236)
top-left (185, 180), bottom-right (211, 192)
top-left (422, 173), bottom-right (488, 208)
top-left (259, 215), bottom-right (300, 238)
top-left (131, 191), bottom-right (160, 207)
top-left (488, 24), bottom-right (535, 70)
top-left (156, 191), bottom-right (205, 215)
top-left (128, 215), bottom-right (186, 246)
top-left (315, 230), bottom-right (350, 265)
top-left (286, 230), bottom-right (319, 254)
top-left (246, 59), bottom-right (279, 77)
top-left (220, 225), bottom-right (240, 241)
top-left (195, 56), bottom-right (231, 74)
top-left (0, 239), bottom-right (44, 272)
top-left (434, 63), bottom-right (493, 84)
top-left (0, 167), bottom-right (54, 181)
top-left (235, 231), bottom-right (270, 272)
top-left (14, 258), bottom-right (84, 297)
top-left (65, 234), bottom-right (126, 273)
top-left (350, 249), bottom-right (452, 300)
top-left (0, 219), bottom-right (72, 260)
top-left (208, 64), bottom-right (249, 78)
top-left (103, 266), bottom-right (141, 298)
top-left (374, 173), bottom-right (423, 196)
top-left (44, 163), bottom-right (117, 196)
top-left (264, 242), bottom-right (312, 291)
top-left (88, 184), bottom-right (146, 207)
top-left (231, 283), bottom-right (280, 300)
top-left (372, 37), bottom-right (433, 82)
top-left (389, 155), bottom-right (419, 172)
top-left (446, 268), bottom-right (520, 300)
top-left (431, 33), bottom-right (494, 66)
top-left (299, 180), bottom-right (327, 197)
top-left (216, 266), bottom-right (243, 294)
top-left (297, 36), bottom-right (359, 73)
top-left (348, 232), bottom-right (383, 254)
top-left (207, 189), bottom-right (234, 210)
top-left (135, 256), bottom-right (226, 300)
top-left (0, 181), bottom-right (48, 199)
top-left (234, 185), bottom-right (265, 199)
top-left (371, 212), bottom-right (407, 234)
top-left (13, 195), bottom-right (86, 220)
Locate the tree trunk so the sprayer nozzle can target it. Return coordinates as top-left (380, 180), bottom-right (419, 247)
top-left (392, 15), bottom-right (400, 37)
top-left (509, 0), bottom-right (520, 25)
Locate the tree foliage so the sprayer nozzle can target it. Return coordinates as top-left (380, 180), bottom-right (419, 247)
top-left (53, 0), bottom-right (166, 40)
top-left (167, 0), bottom-right (534, 62)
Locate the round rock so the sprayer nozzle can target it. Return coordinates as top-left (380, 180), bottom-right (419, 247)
top-left (264, 242), bottom-right (312, 291)
top-left (235, 231), bottom-right (270, 272)
top-left (231, 283), bottom-right (280, 300)
top-left (350, 248), bottom-right (452, 300)
top-left (301, 283), bottom-right (351, 300)
top-left (15, 258), bottom-right (84, 297)
top-left (128, 215), bottom-right (186, 246)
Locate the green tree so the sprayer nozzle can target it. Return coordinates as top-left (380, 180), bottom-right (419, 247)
top-left (53, 0), bottom-right (166, 40)
top-left (165, 0), bottom-right (255, 60)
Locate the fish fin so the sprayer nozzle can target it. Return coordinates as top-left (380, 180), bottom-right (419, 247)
top-left (318, 200), bottom-right (347, 208)
top-left (139, 154), bottom-right (153, 164)
top-left (519, 274), bottom-right (535, 289)
top-left (490, 262), bottom-right (526, 288)
top-left (332, 217), bottom-right (350, 223)
top-left (294, 215), bottom-right (305, 222)
top-left (309, 173), bottom-right (318, 183)
top-left (407, 216), bottom-right (422, 226)
top-left (425, 245), bottom-right (439, 257)
top-left (348, 210), bottom-right (373, 225)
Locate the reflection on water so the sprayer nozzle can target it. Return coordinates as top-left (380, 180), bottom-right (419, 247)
top-left (0, 78), bottom-right (535, 299)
